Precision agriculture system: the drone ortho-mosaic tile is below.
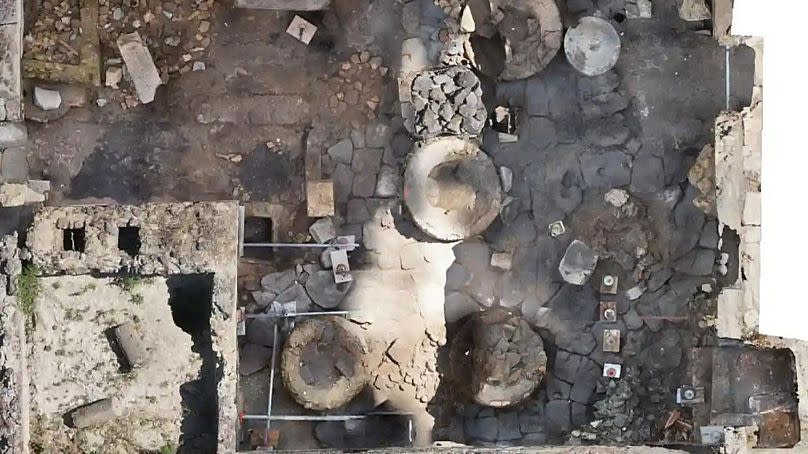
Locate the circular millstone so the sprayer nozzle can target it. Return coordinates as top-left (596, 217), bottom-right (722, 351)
top-left (449, 309), bottom-right (547, 407)
top-left (281, 316), bottom-right (369, 411)
top-left (564, 16), bottom-right (621, 76)
top-left (404, 137), bottom-right (502, 241)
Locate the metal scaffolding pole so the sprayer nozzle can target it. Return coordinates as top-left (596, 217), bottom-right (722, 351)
top-left (243, 411), bottom-right (414, 421)
top-left (725, 46), bottom-right (731, 111)
top-left (245, 310), bottom-right (351, 320)
top-left (243, 242), bottom-right (359, 249)
top-left (264, 323), bottom-right (279, 444)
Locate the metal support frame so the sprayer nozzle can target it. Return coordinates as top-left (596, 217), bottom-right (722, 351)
top-left (245, 310), bottom-right (351, 320)
top-left (242, 310), bottom-right (413, 448)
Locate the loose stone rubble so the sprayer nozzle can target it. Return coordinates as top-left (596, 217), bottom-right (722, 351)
top-left (327, 51), bottom-right (387, 122)
top-left (22, 0), bottom-right (82, 65)
top-left (452, 310), bottom-right (547, 408)
top-left (408, 66), bottom-right (486, 138)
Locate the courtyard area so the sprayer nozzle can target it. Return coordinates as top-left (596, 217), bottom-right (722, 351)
top-left (0, 0), bottom-right (800, 452)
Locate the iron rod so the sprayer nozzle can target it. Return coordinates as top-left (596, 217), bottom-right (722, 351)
top-left (242, 242), bottom-right (358, 249)
top-left (264, 324), bottom-right (279, 443)
top-left (243, 412), bottom-right (413, 422)
top-left (725, 46), bottom-right (731, 111)
top-left (245, 311), bottom-right (351, 319)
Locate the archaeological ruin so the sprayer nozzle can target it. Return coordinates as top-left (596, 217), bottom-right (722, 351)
top-left (0, 0), bottom-right (806, 453)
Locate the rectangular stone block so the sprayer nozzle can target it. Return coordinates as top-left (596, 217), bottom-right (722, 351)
top-left (117, 32), bottom-right (161, 104)
top-left (306, 180), bottom-right (334, 217)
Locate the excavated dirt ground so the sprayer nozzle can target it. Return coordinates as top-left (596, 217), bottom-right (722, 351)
top-left (28, 275), bottom-right (200, 453)
top-left (12, 0), bottom-right (780, 452)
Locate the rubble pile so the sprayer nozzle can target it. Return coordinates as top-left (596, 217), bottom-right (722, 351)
top-left (409, 67), bottom-right (486, 137)
top-left (326, 51), bottom-right (387, 120)
top-left (22, 0), bottom-right (82, 64)
top-left (248, 263), bottom-right (351, 316)
top-left (452, 310), bottom-right (547, 407)
top-left (570, 370), bottom-right (658, 444)
top-left (97, 0), bottom-right (215, 106)
top-left (472, 312), bottom-right (547, 407)
top-left (433, 0), bottom-right (464, 17)
top-left (370, 335), bottom-right (442, 404)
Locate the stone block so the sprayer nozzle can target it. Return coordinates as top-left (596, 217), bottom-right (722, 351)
top-left (742, 191), bottom-right (761, 226)
top-left (327, 138), bottom-right (353, 164)
top-left (375, 165), bottom-right (400, 198)
top-left (240, 343), bottom-right (273, 376)
top-left (497, 411), bottom-right (522, 441)
top-left (309, 217), bottom-right (336, 244)
top-left (558, 240), bottom-right (598, 285)
top-left (117, 32), bottom-right (161, 104)
top-left (0, 122), bottom-right (26, 148)
top-left (365, 123), bottom-right (390, 148)
top-left (351, 173), bottom-right (376, 198)
top-left (0, 145), bottom-right (28, 182)
top-left (581, 151), bottom-right (631, 189)
top-left (679, 0), bottom-right (711, 21)
top-left (346, 198), bottom-right (370, 224)
top-left (306, 180), bottom-right (335, 217)
top-left (544, 400), bottom-right (571, 432)
top-left (33, 87), bottom-right (62, 111)
top-left (465, 415), bottom-right (498, 441)
top-left (490, 251), bottom-right (513, 271)
top-left (553, 351), bottom-right (582, 383)
top-left (0, 183), bottom-right (44, 206)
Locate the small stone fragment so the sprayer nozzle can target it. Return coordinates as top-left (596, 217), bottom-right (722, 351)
top-left (33, 87), bottom-right (62, 111)
top-left (558, 240), bottom-right (598, 285)
top-left (604, 188), bottom-right (629, 207)
top-left (105, 66), bottom-right (123, 89)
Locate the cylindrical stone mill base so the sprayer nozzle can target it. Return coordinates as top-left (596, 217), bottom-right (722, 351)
top-left (280, 316), bottom-right (369, 411)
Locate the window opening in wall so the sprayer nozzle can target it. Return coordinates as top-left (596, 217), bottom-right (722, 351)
top-left (118, 226), bottom-right (141, 256)
top-left (62, 228), bottom-right (86, 252)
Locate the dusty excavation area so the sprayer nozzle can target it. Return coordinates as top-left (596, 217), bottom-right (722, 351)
top-left (0, 0), bottom-right (803, 452)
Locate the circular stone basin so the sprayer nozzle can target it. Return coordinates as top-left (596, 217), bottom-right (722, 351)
top-left (449, 309), bottom-right (547, 407)
top-left (403, 137), bottom-right (502, 241)
top-left (564, 16), bottom-right (621, 76)
top-left (280, 316), bottom-right (369, 411)
top-left (496, 0), bottom-right (562, 80)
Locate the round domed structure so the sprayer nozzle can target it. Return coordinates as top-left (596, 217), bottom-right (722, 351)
top-left (449, 309), bottom-right (547, 407)
top-left (403, 137), bottom-right (502, 241)
top-left (280, 316), bottom-right (369, 411)
top-left (564, 16), bottom-right (621, 76)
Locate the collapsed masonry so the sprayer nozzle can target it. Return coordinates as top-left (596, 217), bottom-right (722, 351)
top-left (0, 202), bottom-right (239, 453)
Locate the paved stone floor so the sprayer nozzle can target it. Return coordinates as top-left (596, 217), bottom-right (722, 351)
top-left (14, 0), bottom-right (760, 451)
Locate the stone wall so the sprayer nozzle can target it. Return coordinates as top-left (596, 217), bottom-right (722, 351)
top-left (0, 0), bottom-right (22, 123)
top-left (0, 233), bottom-right (28, 454)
